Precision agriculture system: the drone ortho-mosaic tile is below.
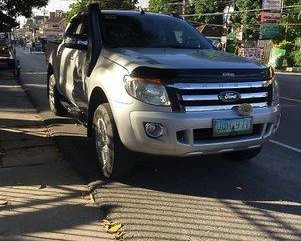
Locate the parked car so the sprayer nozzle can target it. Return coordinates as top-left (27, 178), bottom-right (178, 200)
top-left (46, 4), bottom-right (281, 179)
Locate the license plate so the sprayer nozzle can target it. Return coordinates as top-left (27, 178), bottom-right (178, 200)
top-left (213, 118), bottom-right (253, 137)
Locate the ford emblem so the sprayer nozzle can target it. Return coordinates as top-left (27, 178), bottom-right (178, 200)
top-left (218, 91), bottom-right (240, 103)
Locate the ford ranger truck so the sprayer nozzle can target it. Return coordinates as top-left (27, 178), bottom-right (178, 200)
top-left (46, 4), bottom-right (281, 178)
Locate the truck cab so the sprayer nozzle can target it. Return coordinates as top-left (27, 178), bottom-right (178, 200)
top-left (46, 4), bottom-right (281, 179)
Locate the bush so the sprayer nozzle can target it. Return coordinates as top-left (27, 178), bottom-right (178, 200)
top-left (291, 51), bottom-right (301, 67)
top-left (277, 40), bottom-right (294, 53)
top-left (226, 39), bottom-right (237, 54)
top-left (276, 40), bottom-right (295, 66)
top-left (276, 55), bottom-right (285, 70)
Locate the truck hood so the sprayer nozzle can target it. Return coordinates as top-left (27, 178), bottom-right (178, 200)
top-left (102, 48), bottom-right (265, 73)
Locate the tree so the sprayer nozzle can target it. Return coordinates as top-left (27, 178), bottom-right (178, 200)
top-left (0, 0), bottom-right (48, 17)
top-left (65, 0), bottom-right (138, 22)
top-left (231, 0), bottom-right (261, 40)
top-left (149, 0), bottom-right (184, 14)
top-left (193, 0), bottom-right (225, 24)
top-left (281, 0), bottom-right (301, 41)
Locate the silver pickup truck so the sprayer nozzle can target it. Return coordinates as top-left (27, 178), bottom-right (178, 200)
top-left (46, 4), bottom-right (281, 178)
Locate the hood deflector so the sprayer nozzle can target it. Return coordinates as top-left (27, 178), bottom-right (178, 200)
top-left (131, 66), bottom-right (270, 84)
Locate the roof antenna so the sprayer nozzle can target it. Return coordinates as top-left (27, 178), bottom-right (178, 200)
top-left (171, 11), bottom-right (182, 19)
top-left (138, 6), bottom-right (145, 14)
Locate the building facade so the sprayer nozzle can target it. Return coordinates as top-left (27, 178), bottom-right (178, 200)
top-left (44, 10), bottom-right (65, 40)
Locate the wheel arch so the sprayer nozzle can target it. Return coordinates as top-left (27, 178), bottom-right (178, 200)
top-left (87, 87), bottom-right (109, 137)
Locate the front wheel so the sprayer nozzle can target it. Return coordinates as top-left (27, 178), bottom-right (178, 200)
top-left (223, 147), bottom-right (262, 161)
top-left (92, 103), bottom-right (133, 179)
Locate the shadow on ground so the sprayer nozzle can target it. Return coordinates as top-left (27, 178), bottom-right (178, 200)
top-left (0, 72), bottom-right (115, 240)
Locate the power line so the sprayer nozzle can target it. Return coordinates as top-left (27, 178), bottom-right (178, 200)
top-left (182, 5), bottom-right (301, 17)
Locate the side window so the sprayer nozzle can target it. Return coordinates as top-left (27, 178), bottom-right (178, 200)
top-left (65, 21), bottom-right (79, 38)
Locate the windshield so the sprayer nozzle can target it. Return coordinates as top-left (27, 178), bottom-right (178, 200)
top-left (100, 13), bottom-right (213, 49)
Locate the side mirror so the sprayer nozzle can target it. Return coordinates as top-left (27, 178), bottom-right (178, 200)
top-left (64, 34), bottom-right (88, 50)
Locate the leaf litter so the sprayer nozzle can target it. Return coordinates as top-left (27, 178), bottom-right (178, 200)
top-left (100, 219), bottom-right (125, 240)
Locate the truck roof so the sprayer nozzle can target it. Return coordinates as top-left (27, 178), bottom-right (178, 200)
top-left (73, 9), bottom-right (180, 23)
top-left (100, 10), bottom-right (176, 20)
top-left (101, 10), bottom-right (167, 16)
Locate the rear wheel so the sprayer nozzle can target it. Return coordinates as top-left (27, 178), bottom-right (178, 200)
top-left (48, 74), bottom-right (66, 116)
top-left (223, 147), bottom-right (262, 161)
top-left (92, 103), bottom-right (133, 179)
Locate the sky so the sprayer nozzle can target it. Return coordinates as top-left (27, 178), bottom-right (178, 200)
top-left (18, 0), bottom-right (149, 25)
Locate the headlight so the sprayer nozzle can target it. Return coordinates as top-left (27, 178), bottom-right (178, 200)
top-left (272, 77), bottom-right (279, 101)
top-left (267, 67), bottom-right (279, 101)
top-left (124, 76), bottom-right (170, 106)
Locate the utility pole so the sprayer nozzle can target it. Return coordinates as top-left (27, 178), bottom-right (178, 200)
top-left (42, 8), bottom-right (47, 37)
top-left (182, 0), bottom-right (186, 16)
top-left (222, 0), bottom-right (235, 51)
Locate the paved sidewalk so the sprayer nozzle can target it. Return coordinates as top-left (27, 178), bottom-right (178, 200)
top-left (0, 72), bottom-right (113, 241)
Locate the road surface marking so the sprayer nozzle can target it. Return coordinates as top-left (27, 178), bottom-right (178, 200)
top-left (23, 83), bottom-right (46, 88)
top-left (270, 140), bottom-right (301, 153)
top-left (22, 72), bottom-right (47, 75)
top-left (276, 72), bottom-right (301, 76)
top-left (280, 97), bottom-right (301, 103)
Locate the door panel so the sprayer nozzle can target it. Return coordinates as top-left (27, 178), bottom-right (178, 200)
top-left (59, 46), bottom-right (77, 102)
top-left (72, 50), bottom-right (88, 111)
top-left (71, 15), bottom-right (89, 111)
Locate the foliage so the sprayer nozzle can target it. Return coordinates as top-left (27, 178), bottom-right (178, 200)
top-left (0, 0), bottom-right (48, 17)
top-left (226, 39), bottom-right (238, 53)
top-left (65, 0), bottom-right (138, 22)
top-left (148, 0), bottom-right (184, 14)
top-left (281, 0), bottom-right (301, 42)
top-left (193, 0), bottom-right (224, 24)
top-left (231, 0), bottom-right (261, 41)
top-left (277, 40), bottom-right (295, 53)
top-left (275, 55), bottom-right (286, 69)
top-left (291, 51), bottom-right (301, 67)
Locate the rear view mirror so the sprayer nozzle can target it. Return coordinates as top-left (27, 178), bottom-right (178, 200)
top-left (65, 34), bottom-right (88, 50)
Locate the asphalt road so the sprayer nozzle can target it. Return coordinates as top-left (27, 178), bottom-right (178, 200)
top-left (17, 48), bottom-right (301, 241)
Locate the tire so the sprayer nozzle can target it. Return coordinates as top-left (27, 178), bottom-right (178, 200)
top-left (223, 147), bottom-right (262, 161)
top-left (48, 74), bottom-right (66, 116)
top-left (92, 103), bottom-right (133, 179)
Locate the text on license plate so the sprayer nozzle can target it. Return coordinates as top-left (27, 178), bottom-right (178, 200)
top-left (213, 118), bottom-right (253, 137)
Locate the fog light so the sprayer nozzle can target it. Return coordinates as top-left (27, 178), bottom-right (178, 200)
top-left (144, 123), bottom-right (164, 138)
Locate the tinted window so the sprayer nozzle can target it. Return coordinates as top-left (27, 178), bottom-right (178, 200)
top-left (100, 14), bottom-right (212, 49)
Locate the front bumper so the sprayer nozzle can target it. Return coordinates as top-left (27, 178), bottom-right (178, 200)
top-left (112, 101), bottom-right (281, 156)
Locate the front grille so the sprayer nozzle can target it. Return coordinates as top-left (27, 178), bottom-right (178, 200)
top-left (167, 81), bottom-right (273, 112)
